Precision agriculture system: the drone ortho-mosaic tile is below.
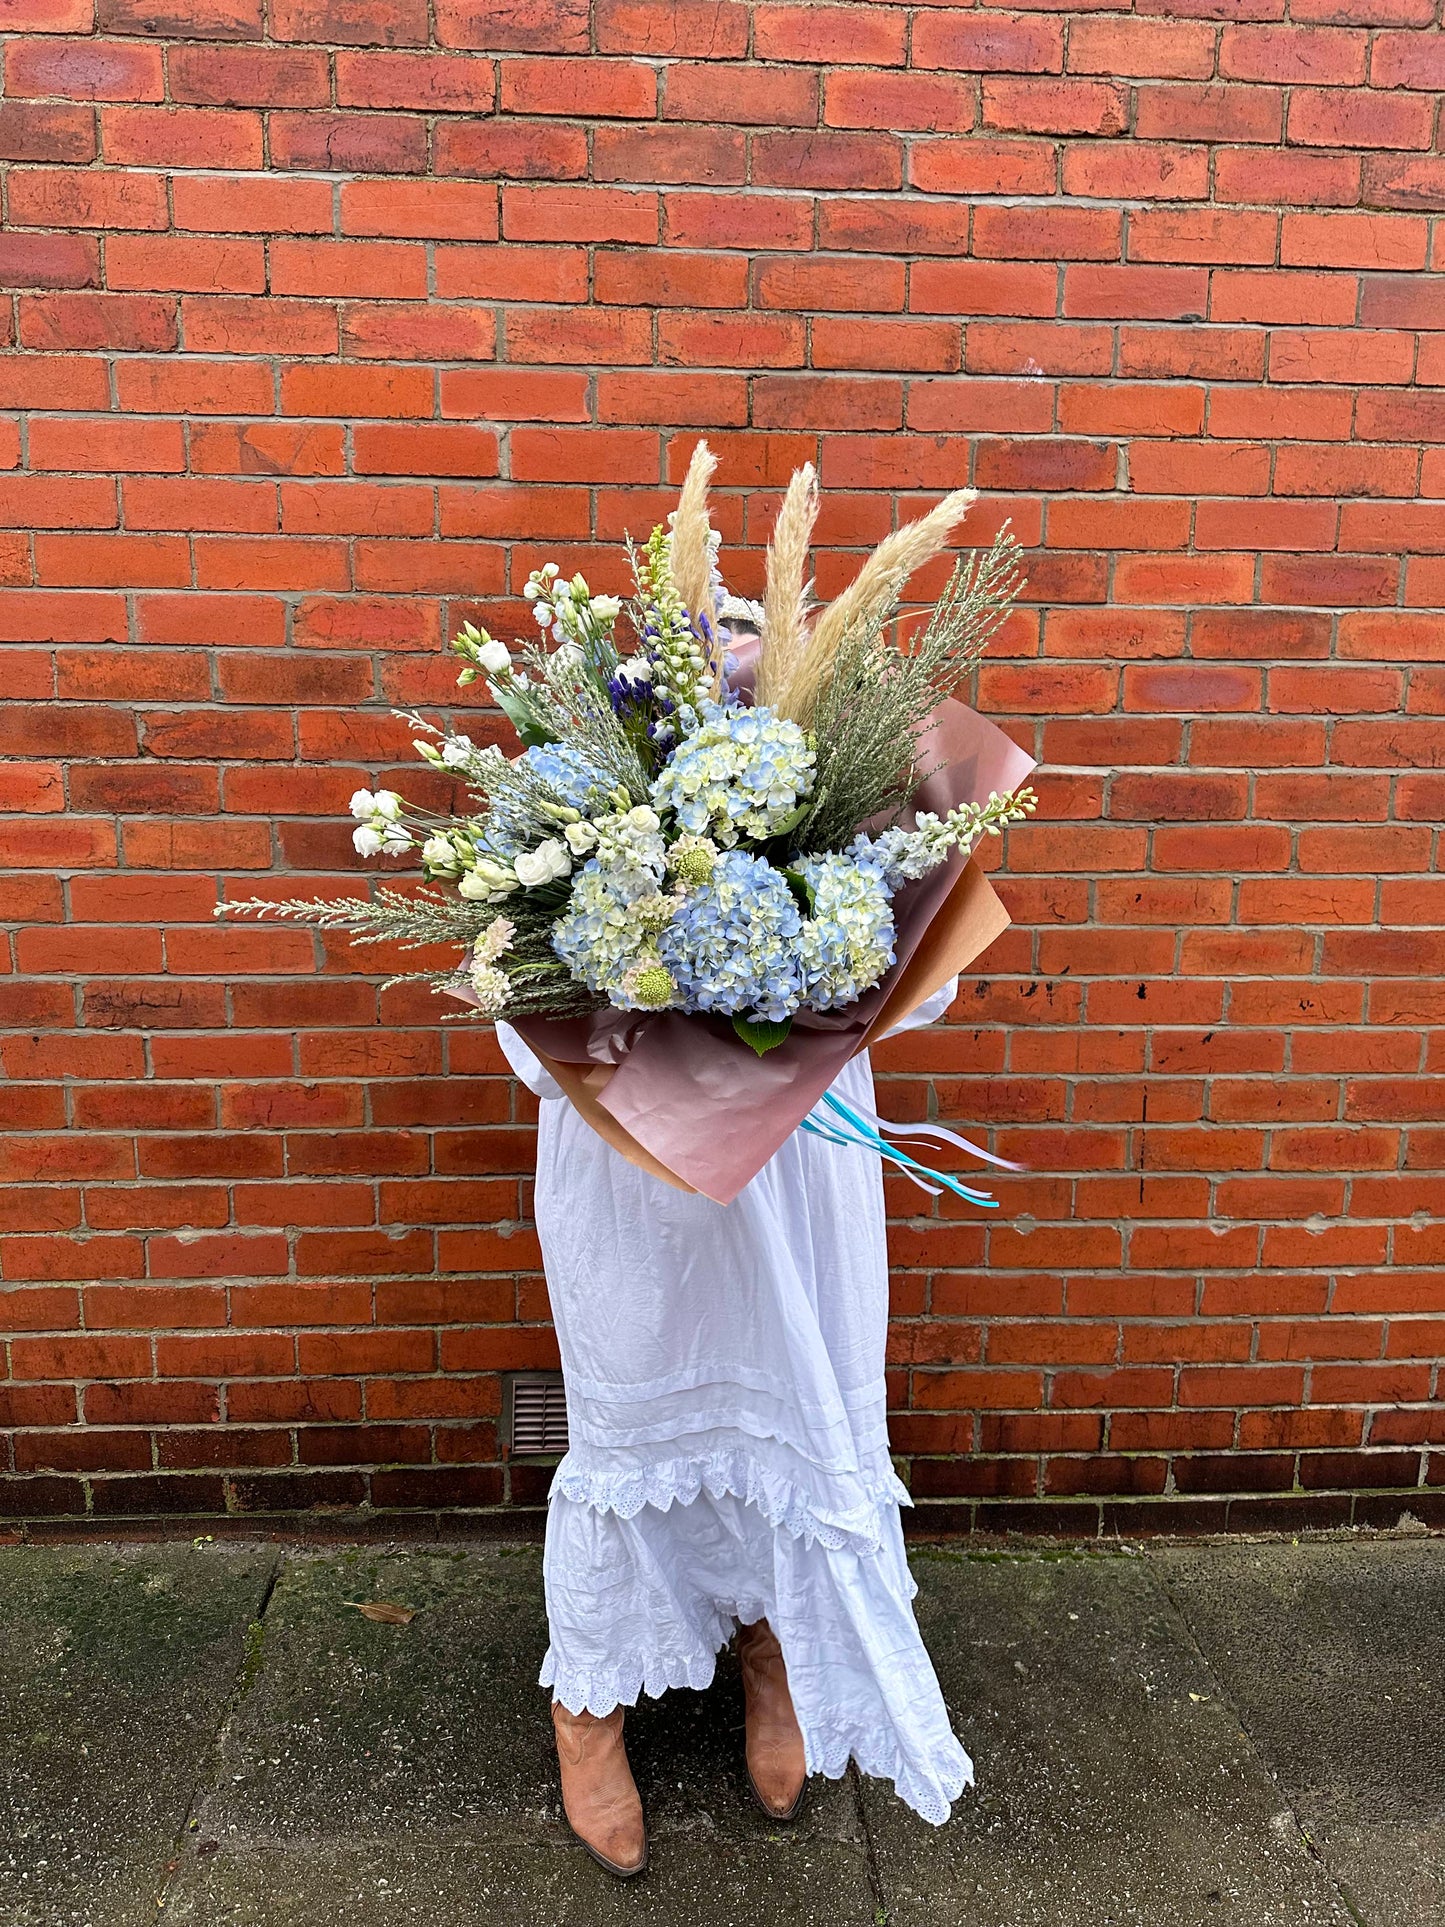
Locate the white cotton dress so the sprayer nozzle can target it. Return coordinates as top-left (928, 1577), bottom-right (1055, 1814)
top-left (496, 981), bottom-right (972, 1826)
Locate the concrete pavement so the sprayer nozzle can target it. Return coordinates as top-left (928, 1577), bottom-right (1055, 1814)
top-left (0, 1534), bottom-right (1439, 1926)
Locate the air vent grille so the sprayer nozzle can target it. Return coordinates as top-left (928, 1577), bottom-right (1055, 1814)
top-left (507, 1371), bottom-right (569, 1457)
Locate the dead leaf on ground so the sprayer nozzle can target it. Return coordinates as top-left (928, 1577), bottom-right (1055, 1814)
top-left (344, 1600), bottom-right (417, 1626)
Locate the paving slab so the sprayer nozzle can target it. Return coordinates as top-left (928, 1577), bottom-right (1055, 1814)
top-left (0, 1543), bottom-right (280, 1927)
top-left (158, 1544), bottom-right (878, 1926)
top-left (1159, 1537), bottom-right (1445, 1927)
top-left (861, 1547), bottom-right (1353, 1927)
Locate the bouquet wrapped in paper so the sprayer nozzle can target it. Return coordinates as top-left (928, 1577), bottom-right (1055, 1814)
top-left (221, 446), bottom-right (1037, 1206)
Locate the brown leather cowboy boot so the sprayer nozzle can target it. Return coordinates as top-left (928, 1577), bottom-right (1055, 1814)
top-left (551, 1702), bottom-right (648, 1878)
top-left (736, 1617), bottom-right (808, 1821)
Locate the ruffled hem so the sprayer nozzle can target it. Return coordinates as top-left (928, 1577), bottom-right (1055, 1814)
top-left (540, 1592), bottom-right (771, 1715)
top-left (807, 1721), bottom-right (974, 1829)
top-left (550, 1445), bottom-right (913, 1557)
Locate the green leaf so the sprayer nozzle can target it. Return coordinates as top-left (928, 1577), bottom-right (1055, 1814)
top-left (732, 1013), bottom-right (793, 1056)
top-left (781, 867), bottom-right (815, 914)
top-left (489, 679), bottom-right (559, 750)
top-left (766, 797), bottom-right (813, 839)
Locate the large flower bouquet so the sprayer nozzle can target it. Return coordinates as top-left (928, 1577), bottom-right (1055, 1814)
top-left (221, 445), bottom-right (1037, 1204)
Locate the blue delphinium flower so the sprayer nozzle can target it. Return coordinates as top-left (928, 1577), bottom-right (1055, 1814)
top-left (651, 701), bottom-right (814, 846)
top-left (659, 850), bottom-right (805, 1021)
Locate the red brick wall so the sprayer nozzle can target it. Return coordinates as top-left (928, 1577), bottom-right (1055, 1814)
top-left (1, 0), bottom-right (1442, 1538)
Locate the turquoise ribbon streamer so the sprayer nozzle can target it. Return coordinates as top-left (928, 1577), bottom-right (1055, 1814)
top-left (800, 1092), bottom-right (1003, 1210)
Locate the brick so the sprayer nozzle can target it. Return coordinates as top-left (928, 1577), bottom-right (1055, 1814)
top-left (168, 44), bottom-right (328, 105)
top-left (270, 0), bottom-right (426, 42)
top-left (983, 77), bottom-right (1129, 137)
top-left (1291, 88), bottom-right (1433, 150)
top-left (269, 111), bottom-right (426, 174)
top-left (756, 3), bottom-right (904, 64)
top-left (0, 101), bottom-right (97, 163)
top-left (0, 233), bottom-right (99, 289)
top-left (593, 0), bottom-right (746, 58)
top-left (101, 105), bottom-right (263, 168)
top-left (1221, 25), bottom-right (1369, 84)
top-left (826, 71), bottom-right (974, 135)
top-left (1070, 17), bottom-right (1214, 78)
top-left (96, 0), bottom-right (262, 32)
top-left (753, 129), bottom-right (901, 192)
top-left (8, 40), bottom-right (164, 100)
top-left (663, 63), bottom-right (817, 127)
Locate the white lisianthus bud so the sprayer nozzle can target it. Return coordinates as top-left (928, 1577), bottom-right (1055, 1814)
top-left (350, 788), bottom-right (377, 821)
top-left (563, 819), bottom-right (598, 856)
top-left (513, 838), bottom-right (571, 888)
top-left (413, 740), bottom-right (445, 769)
top-left (371, 790), bottom-right (402, 821)
top-left (353, 824), bottom-right (385, 857)
top-left (471, 856), bottom-right (518, 889)
top-left (477, 638), bottom-right (511, 675)
top-left (571, 574), bottom-right (589, 597)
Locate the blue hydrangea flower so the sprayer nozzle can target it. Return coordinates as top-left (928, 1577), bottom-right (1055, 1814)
top-left (651, 701), bottom-right (815, 847)
top-left (478, 742), bottom-right (612, 860)
top-left (552, 848), bottom-right (667, 997)
top-left (524, 742), bottom-right (614, 816)
top-left (659, 850), bottom-right (805, 1021)
top-left (796, 854), bottom-right (897, 1009)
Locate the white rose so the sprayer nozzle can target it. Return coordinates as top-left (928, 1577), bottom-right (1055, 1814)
top-left (349, 788), bottom-right (377, 821)
top-left (513, 838), bottom-right (571, 888)
top-left (371, 790), bottom-right (402, 821)
top-left (477, 638), bottom-right (511, 675)
top-left (352, 825), bottom-right (385, 857)
top-left (380, 829), bottom-right (412, 855)
top-left (591, 595), bottom-right (622, 624)
top-left (564, 820), bottom-right (598, 856)
top-left (626, 806), bottom-right (660, 833)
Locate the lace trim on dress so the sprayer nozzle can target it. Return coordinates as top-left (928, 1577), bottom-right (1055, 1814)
top-left (550, 1446), bottom-right (913, 1555)
top-left (540, 1592), bottom-right (772, 1718)
top-left (804, 1722), bottom-right (974, 1829)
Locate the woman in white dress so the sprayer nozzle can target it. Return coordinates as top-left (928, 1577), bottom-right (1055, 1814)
top-left (497, 975), bottom-right (971, 1877)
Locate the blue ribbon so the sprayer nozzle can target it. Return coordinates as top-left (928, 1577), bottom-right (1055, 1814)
top-left (800, 1092), bottom-right (1003, 1210)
